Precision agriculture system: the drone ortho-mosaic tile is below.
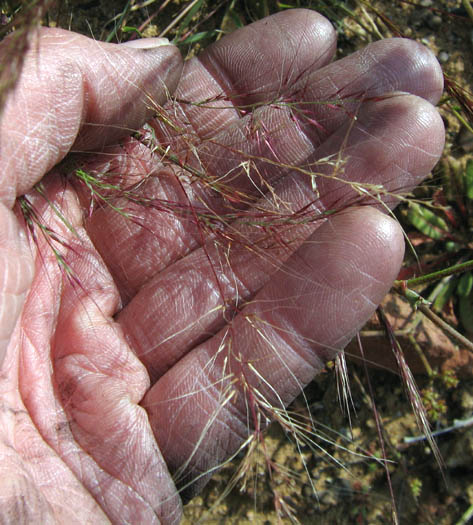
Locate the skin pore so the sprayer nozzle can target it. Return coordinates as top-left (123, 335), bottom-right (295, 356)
top-left (0, 9), bottom-right (444, 523)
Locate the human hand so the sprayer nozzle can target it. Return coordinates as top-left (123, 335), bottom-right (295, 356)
top-left (0, 9), bottom-right (444, 524)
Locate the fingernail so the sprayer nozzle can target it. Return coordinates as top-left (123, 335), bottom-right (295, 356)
top-left (119, 37), bottom-right (171, 49)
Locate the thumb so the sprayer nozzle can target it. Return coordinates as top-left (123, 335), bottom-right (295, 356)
top-left (0, 27), bottom-right (182, 207)
top-left (0, 28), bottom-right (181, 369)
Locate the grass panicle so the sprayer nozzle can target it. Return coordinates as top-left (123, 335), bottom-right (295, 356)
top-left (4, 1), bottom-right (473, 523)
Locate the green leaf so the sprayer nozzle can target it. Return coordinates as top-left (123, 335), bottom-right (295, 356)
top-left (459, 294), bottom-right (473, 334)
top-left (228, 10), bottom-right (244, 28)
top-left (179, 30), bottom-right (219, 45)
top-left (465, 159), bottom-right (473, 200)
top-left (432, 277), bottom-right (457, 313)
top-left (121, 26), bottom-right (143, 37)
top-left (457, 272), bottom-right (473, 297)
top-left (172, 0), bottom-right (204, 42)
top-left (407, 202), bottom-right (449, 240)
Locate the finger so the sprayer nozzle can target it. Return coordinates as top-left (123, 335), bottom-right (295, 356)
top-left (84, 38), bottom-right (442, 302)
top-left (142, 206), bottom-right (404, 498)
top-left (172, 38), bottom-right (444, 191)
top-left (0, 27), bottom-right (182, 207)
top-left (290, 36), bottom-right (444, 147)
top-left (0, 204), bottom-right (34, 369)
top-left (161, 9), bottom-right (336, 141)
top-left (17, 178), bottom-right (182, 523)
top-left (118, 93), bottom-right (444, 380)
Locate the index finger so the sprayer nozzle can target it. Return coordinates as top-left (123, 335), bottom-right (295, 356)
top-left (163, 9), bottom-right (337, 140)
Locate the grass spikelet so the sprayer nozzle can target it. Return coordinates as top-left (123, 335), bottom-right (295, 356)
top-left (377, 307), bottom-right (445, 476)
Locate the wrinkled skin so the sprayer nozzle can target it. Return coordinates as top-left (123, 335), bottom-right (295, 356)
top-left (0, 9), bottom-right (444, 524)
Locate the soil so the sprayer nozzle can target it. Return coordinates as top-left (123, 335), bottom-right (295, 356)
top-left (16, 0), bottom-right (473, 523)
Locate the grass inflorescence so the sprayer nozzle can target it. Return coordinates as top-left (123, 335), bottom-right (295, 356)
top-left (3, 1), bottom-right (473, 523)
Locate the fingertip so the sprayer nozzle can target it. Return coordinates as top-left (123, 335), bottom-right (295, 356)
top-left (311, 91), bottom-right (445, 209)
top-left (73, 38), bottom-right (183, 150)
top-left (271, 8), bottom-right (337, 54)
top-left (196, 8), bottom-right (337, 111)
top-left (307, 205), bottom-right (405, 299)
top-left (364, 37), bottom-right (444, 104)
top-left (344, 206), bottom-right (405, 273)
top-left (404, 38), bottom-right (444, 104)
top-left (363, 92), bottom-right (445, 175)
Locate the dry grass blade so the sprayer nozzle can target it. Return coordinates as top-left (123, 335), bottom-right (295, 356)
top-left (377, 307), bottom-right (445, 477)
top-left (0, 0), bottom-right (55, 113)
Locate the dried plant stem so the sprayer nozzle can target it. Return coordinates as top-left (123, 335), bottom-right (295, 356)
top-left (352, 343), bottom-right (399, 525)
top-left (159, 0), bottom-right (202, 38)
top-left (394, 272), bottom-right (473, 354)
top-left (377, 307), bottom-right (445, 477)
top-left (407, 333), bottom-right (433, 377)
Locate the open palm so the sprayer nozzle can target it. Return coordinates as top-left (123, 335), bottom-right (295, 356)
top-left (0, 10), bottom-right (444, 524)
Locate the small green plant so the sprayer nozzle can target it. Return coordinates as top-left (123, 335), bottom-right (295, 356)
top-left (400, 156), bottom-right (473, 334)
top-left (409, 477), bottom-right (422, 502)
top-left (420, 386), bottom-right (447, 422)
top-left (419, 367), bottom-right (459, 423)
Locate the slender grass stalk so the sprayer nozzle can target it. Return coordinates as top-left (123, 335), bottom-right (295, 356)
top-left (396, 259), bottom-right (473, 289)
top-left (463, 0), bottom-right (473, 24)
top-left (355, 334), bottom-right (399, 525)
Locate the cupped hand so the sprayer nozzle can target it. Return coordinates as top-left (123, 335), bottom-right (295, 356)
top-left (0, 10), bottom-right (444, 524)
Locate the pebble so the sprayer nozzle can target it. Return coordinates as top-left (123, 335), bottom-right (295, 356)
top-left (460, 386), bottom-right (473, 412)
top-left (438, 51), bottom-right (449, 63)
top-left (302, 485), bottom-right (315, 499)
top-left (320, 490), bottom-right (337, 506)
top-left (427, 14), bottom-right (443, 30)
